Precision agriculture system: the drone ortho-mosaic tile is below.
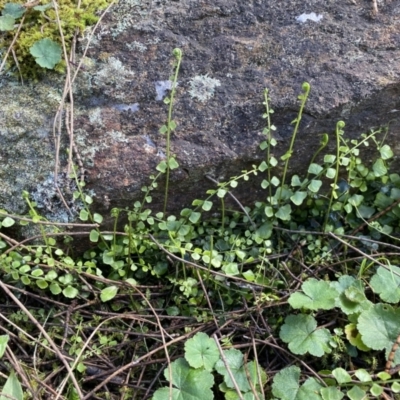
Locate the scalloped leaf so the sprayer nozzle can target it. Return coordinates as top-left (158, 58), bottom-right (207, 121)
top-left (152, 358), bottom-right (214, 400)
top-left (184, 332), bottom-right (219, 371)
top-left (357, 304), bottom-right (400, 365)
top-left (288, 279), bottom-right (338, 310)
top-left (30, 38), bottom-right (62, 69)
top-left (370, 265), bottom-right (400, 303)
top-left (280, 314), bottom-right (332, 356)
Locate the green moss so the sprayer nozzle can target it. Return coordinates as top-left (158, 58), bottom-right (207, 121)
top-left (0, 0), bottom-right (113, 79)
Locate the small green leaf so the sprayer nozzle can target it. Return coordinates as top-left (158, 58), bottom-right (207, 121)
top-left (332, 368), bottom-right (352, 384)
top-left (325, 168), bottom-right (336, 179)
top-left (222, 262), bottom-right (239, 276)
top-left (308, 180), bottom-right (322, 193)
top-left (36, 279), bottom-right (48, 289)
top-left (377, 372), bottom-right (391, 381)
top-left (0, 335), bottom-right (9, 358)
top-left (169, 120), bottom-right (177, 130)
top-left (347, 385), bottom-right (366, 400)
top-left (242, 270), bottom-right (255, 281)
top-left (63, 286), bottom-right (78, 299)
top-left (89, 229), bottom-right (99, 242)
top-left (168, 157), bottom-right (179, 169)
top-left (1, 217), bottom-right (15, 227)
top-left (84, 195), bottom-right (93, 204)
top-left (275, 204), bottom-right (292, 221)
top-left (202, 201), bottom-right (212, 211)
top-left (290, 191), bottom-right (307, 206)
top-left (354, 369), bottom-right (371, 382)
top-left (184, 332), bottom-right (219, 371)
top-left (380, 144), bottom-right (393, 160)
top-left (3, 3), bottom-right (25, 18)
top-left (320, 386), bottom-right (344, 400)
top-left (189, 212), bottom-right (201, 223)
top-left (372, 158), bottom-right (387, 177)
top-left (255, 222), bottom-right (272, 239)
top-left (264, 206), bottom-right (274, 218)
top-left (258, 161), bottom-right (268, 172)
top-left (392, 382), bottom-right (400, 393)
top-left (370, 384), bottom-right (383, 397)
top-left (270, 156), bottom-right (278, 166)
top-left (308, 163), bottom-right (323, 175)
top-left (33, 3), bottom-right (54, 12)
top-left (30, 38), bottom-right (62, 69)
top-left (348, 194), bottom-right (364, 207)
top-left (324, 154), bottom-right (336, 163)
top-left (0, 15), bottom-right (15, 31)
top-left (281, 150), bottom-right (292, 161)
top-left (217, 188), bottom-right (227, 198)
top-left (271, 176), bottom-right (280, 186)
top-left (291, 175), bottom-right (302, 186)
top-left (156, 160), bottom-right (167, 173)
top-left (46, 270), bottom-right (58, 280)
top-left (93, 213), bottom-right (103, 223)
top-left (100, 286), bottom-right (118, 302)
top-left (0, 370), bottom-right (23, 400)
top-left (159, 124), bottom-right (168, 134)
top-left (79, 209), bottom-right (88, 221)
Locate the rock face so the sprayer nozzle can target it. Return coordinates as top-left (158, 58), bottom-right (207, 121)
top-left (0, 0), bottom-right (399, 223)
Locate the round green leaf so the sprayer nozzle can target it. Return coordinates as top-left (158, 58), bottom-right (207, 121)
top-left (36, 279), bottom-right (48, 289)
top-left (93, 213), bottom-right (103, 223)
top-left (63, 285), bottom-right (78, 299)
top-left (290, 191), bottom-right (307, 206)
top-left (0, 335), bottom-right (9, 358)
top-left (29, 38), bottom-right (62, 69)
top-left (0, 15), bottom-right (15, 31)
top-left (372, 158), bottom-right (387, 177)
top-left (332, 368), bottom-right (351, 384)
top-left (1, 217), bottom-right (15, 227)
top-left (3, 3), bottom-right (25, 18)
top-left (380, 144), bottom-right (393, 160)
top-left (184, 332), bottom-right (219, 371)
top-left (308, 179), bottom-right (322, 193)
top-left (202, 201), bottom-right (212, 211)
top-left (369, 384), bottom-right (383, 396)
top-left (168, 157), bottom-right (179, 170)
top-left (89, 229), bottom-right (99, 243)
top-left (79, 209), bottom-right (88, 221)
top-left (100, 286), bottom-right (118, 302)
top-left (50, 284), bottom-right (62, 296)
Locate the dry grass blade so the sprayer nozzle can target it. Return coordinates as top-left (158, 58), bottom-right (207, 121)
top-left (0, 280), bottom-right (83, 398)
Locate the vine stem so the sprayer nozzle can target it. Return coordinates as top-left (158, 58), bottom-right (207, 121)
top-left (163, 48), bottom-right (183, 214)
top-left (323, 121), bottom-right (345, 232)
top-left (278, 82), bottom-right (310, 205)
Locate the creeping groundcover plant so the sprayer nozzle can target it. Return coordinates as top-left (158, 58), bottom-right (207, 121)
top-left (0, 46), bottom-right (400, 398)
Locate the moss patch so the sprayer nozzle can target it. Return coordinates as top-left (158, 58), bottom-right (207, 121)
top-left (0, 0), bottom-right (113, 79)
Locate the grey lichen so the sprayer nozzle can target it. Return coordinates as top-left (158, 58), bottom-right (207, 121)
top-left (188, 75), bottom-right (221, 103)
top-left (30, 173), bottom-right (80, 223)
top-left (92, 57), bottom-right (135, 99)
